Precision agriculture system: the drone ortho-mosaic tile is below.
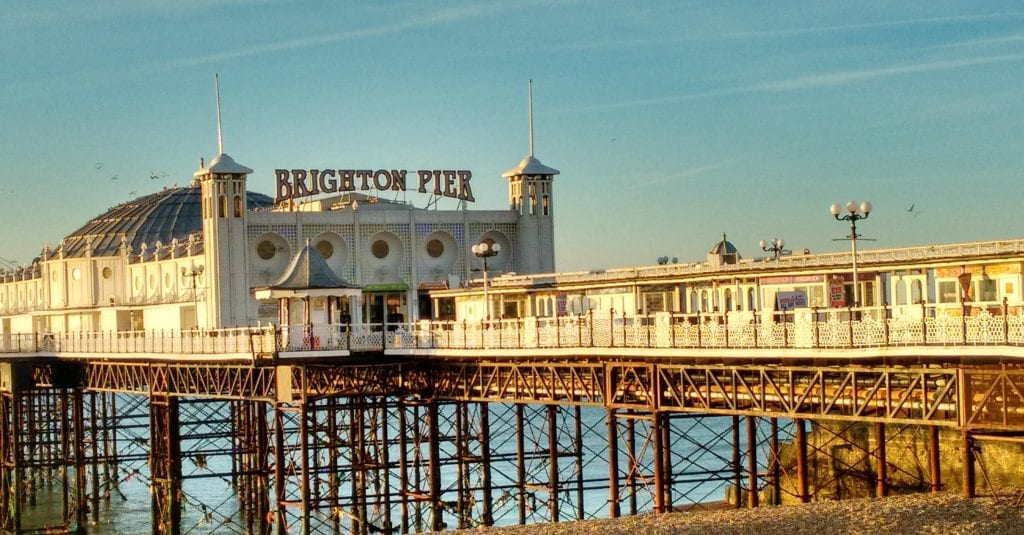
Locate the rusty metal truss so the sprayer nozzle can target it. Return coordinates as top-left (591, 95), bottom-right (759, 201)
top-left (86, 362), bottom-right (276, 401)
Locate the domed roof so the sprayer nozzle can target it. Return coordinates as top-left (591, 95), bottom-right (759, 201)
top-left (56, 185), bottom-right (273, 258)
top-left (709, 233), bottom-right (739, 255)
top-left (502, 155), bottom-right (560, 178)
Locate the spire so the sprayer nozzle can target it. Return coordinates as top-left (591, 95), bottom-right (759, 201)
top-left (528, 79), bottom-right (535, 158)
top-left (215, 73), bottom-right (224, 155)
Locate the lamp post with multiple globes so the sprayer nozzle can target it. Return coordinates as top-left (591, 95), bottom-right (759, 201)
top-left (760, 238), bottom-right (787, 260)
top-left (471, 241), bottom-right (501, 321)
top-left (181, 264), bottom-right (205, 328)
top-left (830, 200), bottom-right (871, 307)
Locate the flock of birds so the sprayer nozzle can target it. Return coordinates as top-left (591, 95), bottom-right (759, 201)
top-left (96, 162), bottom-right (168, 197)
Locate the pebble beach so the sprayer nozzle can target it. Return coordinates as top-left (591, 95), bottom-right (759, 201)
top-left (458, 492), bottom-right (1024, 535)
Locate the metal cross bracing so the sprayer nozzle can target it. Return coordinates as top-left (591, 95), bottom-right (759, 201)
top-left (430, 359), bottom-right (968, 426)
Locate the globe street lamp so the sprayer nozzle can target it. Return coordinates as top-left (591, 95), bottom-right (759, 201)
top-left (471, 241), bottom-right (501, 321)
top-left (181, 263), bottom-right (205, 328)
top-left (760, 238), bottom-right (787, 260)
top-left (830, 200), bottom-right (872, 307)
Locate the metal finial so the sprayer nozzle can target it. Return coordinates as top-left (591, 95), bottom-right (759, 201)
top-left (215, 74), bottom-right (224, 155)
top-left (528, 79), bottom-right (534, 158)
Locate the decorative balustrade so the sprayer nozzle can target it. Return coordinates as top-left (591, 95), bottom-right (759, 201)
top-left (2, 302), bottom-right (1024, 358)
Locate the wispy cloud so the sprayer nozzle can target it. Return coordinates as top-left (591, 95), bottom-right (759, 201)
top-left (558, 52), bottom-right (1024, 114)
top-left (717, 12), bottom-right (1024, 39)
top-left (753, 53), bottom-right (1024, 91)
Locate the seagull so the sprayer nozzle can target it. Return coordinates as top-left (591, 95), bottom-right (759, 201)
top-left (94, 162), bottom-right (103, 170)
top-left (110, 174), bottom-right (119, 180)
top-left (906, 203), bottom-right (915, 212)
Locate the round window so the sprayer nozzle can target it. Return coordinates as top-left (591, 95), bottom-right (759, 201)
top-left (426, 239), bottom-right (444, 258)
top-left (134, 276), bottom-right (142, 291)
top-left (72, 268), bottom-right (81, 281)
top-left (316, 240), bottom-right (334, 260)
top-left (257, 240), bottom-right (276, 260)
top-left (372, 240), bottom-right (390, 259)
top-left (102, 267), bottom-right (113, 279)
top-left (164, 273), bottom-right (172, 288)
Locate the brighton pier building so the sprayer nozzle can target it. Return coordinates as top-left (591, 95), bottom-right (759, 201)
top-left (0, 142), bottom-right (559, 337)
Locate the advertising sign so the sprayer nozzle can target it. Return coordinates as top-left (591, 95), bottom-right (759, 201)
top-left (829, 276), bottom-right (846, 307)
top-left (776, 291), bottom-right (808, 311)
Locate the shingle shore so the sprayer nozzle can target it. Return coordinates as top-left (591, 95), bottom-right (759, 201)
top-left (452, 492), bottom-right (1024, 534)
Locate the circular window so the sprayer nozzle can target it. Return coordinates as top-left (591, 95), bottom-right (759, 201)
top-left (134, 276), bottom-right (142, 291)
top-left (371, 240), bottom-right (389, 259)
top-left (316, 240), bottom-right (334, 260)
top-left (164, 273), bottom-right (172, 288)
top-left (102, 267), bottom-right (112, 279)
top-left (72, 268), bottom-right (81, 281)
top-left (426, 239), bottom-right (444, 258)
top-left (257, 240), bottom-right (276, 260)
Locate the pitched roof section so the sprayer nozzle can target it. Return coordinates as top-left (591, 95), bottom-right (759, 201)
top-left (268, 242), bottom-right (359, 291)
top-left (502, 155), bottom-right (560, 178)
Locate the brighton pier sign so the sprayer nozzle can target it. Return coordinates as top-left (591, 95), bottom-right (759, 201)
top-left (275, 168), bottom-right (475, 203)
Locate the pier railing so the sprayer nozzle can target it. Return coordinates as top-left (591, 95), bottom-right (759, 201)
top-left (2, 302), bottom-right (1024, 357)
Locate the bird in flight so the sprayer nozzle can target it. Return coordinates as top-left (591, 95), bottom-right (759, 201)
top-left (906, 203), bottom-right (915, 212)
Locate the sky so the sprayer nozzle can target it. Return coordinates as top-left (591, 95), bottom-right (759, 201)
top-left (1, 1), bottom-right (1022, 273)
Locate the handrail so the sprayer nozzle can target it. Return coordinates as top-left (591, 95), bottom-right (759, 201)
top-left (2, 301), bottom-right (1023, 356)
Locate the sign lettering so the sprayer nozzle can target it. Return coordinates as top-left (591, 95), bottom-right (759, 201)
top-left (276, 168), bottom-right (474, 203)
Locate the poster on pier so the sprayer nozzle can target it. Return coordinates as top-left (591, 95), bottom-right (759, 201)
top-left (776, 291), bottom-right (808, 311)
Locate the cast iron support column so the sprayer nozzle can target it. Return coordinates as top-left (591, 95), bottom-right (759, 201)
top-left (929, 426), bottom-right (942, 493)
top-left (770, 418), bottom-right (780, 506)
top-left (515, 404), bottom-right (526, 524)
top-left (574, 405), bottom-right (584, 521)
top-left (273, 405), bottom-right (287, 535)
top-left (795, 419), bottom-right (809, 503)
top-left (427, 399), bottom-right (443, 532)
top-left (747, 416), bottom-right (759, 508)
top-left (874, 422), bottom-right (887, 497)
top-left (732, 415), bottom-right (741, 508)
top-left (72, 387), bottom-right (87, 533)
top-left (149, 393), bottom-right (181, 535)
top-left (626, 414), bottom-right (636, 515)
top-left (962, 430), bottom-right (975, 498)
top-left (547, 404), bottom-right (559, 523)
top-left (652, 411), bottom-right (665, 514)
top-left (480, 402), bottom-right (493, 527)
top-left (607, 409), bottom-right (620, 519)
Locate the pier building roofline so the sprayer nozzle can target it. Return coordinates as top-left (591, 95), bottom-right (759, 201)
top-left (463, 237), bottom-right (1024, 290)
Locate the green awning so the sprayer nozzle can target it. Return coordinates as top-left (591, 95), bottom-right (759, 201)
top-left (363, 283), bottom-right (409, 293)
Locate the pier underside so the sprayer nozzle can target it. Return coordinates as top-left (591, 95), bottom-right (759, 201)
top-left (1, 357), bottom-right (1023, 534)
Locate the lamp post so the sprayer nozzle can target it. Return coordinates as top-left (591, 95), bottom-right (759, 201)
top-left (181, 264), bottom-right (204, 328)
top-left (471, 241), bottom-right (501, 321)
top-left (760, 238), bottom-right (787, 260)
top-left (830, 200), bottom-right (871, 307)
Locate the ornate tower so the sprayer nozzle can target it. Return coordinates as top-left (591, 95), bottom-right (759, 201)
top-left (193, 75), bottom-right (253, 327)
top-left (503, 80), bottom-right (558, 274)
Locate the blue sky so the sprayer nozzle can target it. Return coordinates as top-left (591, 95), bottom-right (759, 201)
top-left (1, 1), bottom-right (1022, 272)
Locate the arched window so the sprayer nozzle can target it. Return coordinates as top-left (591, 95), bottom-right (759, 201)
top-left (530, 195), bottom-right (537, 215)
top-left (542, 195), bottom-right (550, 216)
top-left (218, 195), bottom-right (227, 218)
top-left (748, 288), bottom-right (756, 310)
top-left (895, 280), bottom-right (907, 305)
top-left (911, 280), bottom-right (923, 304)
top-left (700, 290), bottom-right (708, 312)
top-left (724, 289), bottom-right (733, 311)
top-left (233, 196), bottom-right (242, 218)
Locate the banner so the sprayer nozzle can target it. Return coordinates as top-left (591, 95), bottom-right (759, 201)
top-left (776, 291), bottom-right (808, 311)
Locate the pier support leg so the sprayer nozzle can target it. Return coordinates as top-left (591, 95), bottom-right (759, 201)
top-left (770, 418), bottom-right (780, 506)
top-left (516, 404), bottom-right (526, 525)
top-left (732, 415), bottom-right (741, 509)
top-left (547, 404), bottom-right (560, 523)
top-left (652, 411), bottom-right (665, 514)
top-left (480, 402), bottom-right (493, 527)
top-left (607, 409), bottom-right (620, 519)
top-left (929, 426), bottom-right (942, 493)
top-left (795, 419), bottom-right (809, 503)
top-left (874, 423), bottom-right (887, 497)
top-left (427, 399), bottom-right (443, 532)
top-left (962, 430), bottom-right (975, 498)
top-left (149, 394), bottom-right (181, 535)
top-left (747, 416), bottom-right (759, 508)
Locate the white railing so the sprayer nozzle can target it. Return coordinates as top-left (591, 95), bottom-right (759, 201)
top-left (3, 302), bottom-right (1024, 357)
